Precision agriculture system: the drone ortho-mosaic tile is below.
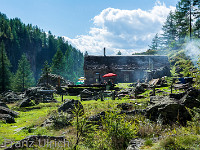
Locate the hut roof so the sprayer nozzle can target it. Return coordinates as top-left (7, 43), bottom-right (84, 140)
top-left (84, 55), bottom-right (170, 70)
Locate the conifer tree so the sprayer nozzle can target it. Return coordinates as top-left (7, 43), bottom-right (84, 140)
top-left (51, 48), bottom-right (65, 77)
top-left (0, 42), bottom-right (12, 92)
top-left (149, 33), bottom-right (160, 50)
top-left (116, 51), bottom-right (122, 55)
top-left (161, 11), bottom-right (178, 48)
top-left (13, 53), bottom-right (35, 92)
top-left (41, 60), bottom-right (51, 86)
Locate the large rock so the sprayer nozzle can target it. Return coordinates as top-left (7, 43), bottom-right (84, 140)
top-left (179, 88), bottom-right (200, 108)
top-left (1, 91), bottom-right (22, 103)
top-left (0, 101), bottom-right (8, 108)
top-left (0, 106), bottom-right (18, 117)
top-left (0, 114), bottom-right (15, 123)
top-left (37, 73), bottom-right (72, 87)
top-left (117, 103), bottom-right (133, 111)
top-left (18, 98), bottom-right (32, 107)
top-left (80, 89), bottom-right (99, 101)
top-left (126, 138), bottom-right (144, 150)
top-left (146, 96), bottom-right (191, 125)
top-left (88, 111), bottom-right (106, 125)
top-left (58, 99), bottom-right (84, 115)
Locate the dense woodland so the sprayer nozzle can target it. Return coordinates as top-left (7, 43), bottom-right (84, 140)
top-left (0, 12), bottom-right (84, 92)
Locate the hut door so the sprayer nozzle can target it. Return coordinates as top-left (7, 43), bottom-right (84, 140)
top-left (124, 74), bottom-right (129, 82)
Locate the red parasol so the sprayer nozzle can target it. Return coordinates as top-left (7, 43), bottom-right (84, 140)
top-left (102, 73), bottom-right (117, 78)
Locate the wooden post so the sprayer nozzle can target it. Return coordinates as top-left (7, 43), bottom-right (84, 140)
top-left (171, 84), bottom-right (173, 94)
top-left (101, 90), bottom-right (104, 101)
top-left (80, 93), bottom-right (82, 101)
top-left (112, 91), bottom-right (115, 100)
top-left (153, 85), bottom-right (155, 96)
top-left (135, 90), bottom-right (137, 99)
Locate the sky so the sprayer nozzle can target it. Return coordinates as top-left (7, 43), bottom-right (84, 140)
top-left (0, 0), bottom-right (179, 55)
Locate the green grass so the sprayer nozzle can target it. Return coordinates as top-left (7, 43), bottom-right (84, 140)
top-left (0, 103), bottom-right (59, 145)
top-left (115, 83), bottom-right (134, 89)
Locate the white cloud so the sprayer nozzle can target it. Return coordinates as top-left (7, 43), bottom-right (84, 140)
top-left (63, 2), bottom-right (175, 55)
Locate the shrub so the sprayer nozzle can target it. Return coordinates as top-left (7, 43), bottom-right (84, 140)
top-left (100, 111), bottom-right (138, 150)
top-left (144, 138), bottom-right (153, 146)
top-left (51, 112), bottom-right (72, 129)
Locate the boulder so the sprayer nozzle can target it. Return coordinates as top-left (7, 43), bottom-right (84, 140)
top-left (117, 103), bottom-right (133, 111)
top-left (0, 106), bottom-right (18, 117)
top-left (19, 98), bottom-right (32, 107)
top-left (120, 109), bottom-right (146, 116)
top-left (146, 96), bottom-right (191, 125)
top-left (80, 89), bottom-right (99, 101)
top-left (88, 111), bottom-right (106, 124)
top-left (58, 99), bottom-right (84, 115)
top-left (1, 91), bottom-right (22, 103)
top-left (37, 73), bottom-right (72, 87)
top-left (0, 114), bottom-right (15, 123)
top-left (179, 88), bottom-right (200, 108)
top-left (25, 87), bottom-right (47, 98)
top-left (0, 101), bottom-right (8, 108)
top-left (126, 138), bottom-right (144, 150)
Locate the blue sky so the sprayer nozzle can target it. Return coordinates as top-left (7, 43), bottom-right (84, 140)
top-left (0, 0), bottom-right (179, 55)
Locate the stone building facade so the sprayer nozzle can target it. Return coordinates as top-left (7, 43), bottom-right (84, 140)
top-left (84, 55), bottom-right (170, 84)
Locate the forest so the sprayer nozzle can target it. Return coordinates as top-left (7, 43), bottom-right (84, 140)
top-left (0, 12), bottom-right (84, 92)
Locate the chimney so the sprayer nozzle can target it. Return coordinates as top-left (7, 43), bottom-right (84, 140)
top-left (104, 47), bottom-right (106, 56)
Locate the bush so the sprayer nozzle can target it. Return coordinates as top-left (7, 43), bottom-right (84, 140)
top-left (51, 112), bottom-right (72, 129)
top-left (100, 111), bottom-right (138, 150)
top-left (144, 138), bottom-right (153, 146)
top-left (160, 136), bottom-right (179, 149)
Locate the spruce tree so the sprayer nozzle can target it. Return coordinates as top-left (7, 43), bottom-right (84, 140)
top-left (13, 53), bottom-right (35, 92)
top-left (116, 51), bottom-right (122, 55)
top-left (41, 60), bottom-right (51, 86)
top-left (51, 48), bottom-right (65, 77)
top-left (0, 42), bottom-right (12, 92)
top-left (149, 34), bottom-right (160, 50)
top-left (161, 12), bottom-right (178, 48)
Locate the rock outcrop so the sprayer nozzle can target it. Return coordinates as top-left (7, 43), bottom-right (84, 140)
top-left (18, 98), bottom-right (32, 107)
top-left (117, 103), bottom-right (133, 111)
top-left (58, 99), bottom-right (84, 115)
top-left (0, 91), bottom-right (22, 103)
top-left (146, 94), bottom-right (193, 125)
top-left (0, 104), bottom-right (18, 123)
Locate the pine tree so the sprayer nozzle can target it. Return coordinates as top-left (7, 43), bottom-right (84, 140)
top-left (0, 42), bottom-right (12, 92)
top-left (51, 48), bottom-right (65, 77)
top-left (13, 53), bottom-right (35, 92)
top-left (116, 51), bottom-right (122, 55)
top-left (41, 60), bottom-right (51, 86)
top-left (161, 12), bottom-right (178, 48)
top-left (149, 34), bottom-right (160, 50)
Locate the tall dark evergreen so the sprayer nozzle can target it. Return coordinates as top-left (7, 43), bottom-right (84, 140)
top-left (0, 42), bottom-right (12, 92)
top-left (116, 51), bottom-right (122, 55)
top-left (13, 54), bottom-right (35, 92)
top-left (161, 12), bottom-right (178, 48)
top-left (41, 61), bottom-right (51, 86)
top-left (51, 48), bottom-right (65, 77)
top-left (149, 34), bottom-right (160, 50)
